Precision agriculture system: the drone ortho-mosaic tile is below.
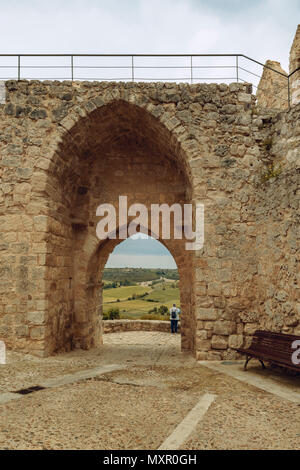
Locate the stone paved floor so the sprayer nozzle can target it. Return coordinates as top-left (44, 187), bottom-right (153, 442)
top-left (0, 332), bottom-right (300, 450)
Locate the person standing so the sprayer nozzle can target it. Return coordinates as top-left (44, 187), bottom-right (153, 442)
top-left (169, 304), bottom-right (180, 334)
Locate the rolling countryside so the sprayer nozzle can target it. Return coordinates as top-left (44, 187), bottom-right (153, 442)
top-left (102, 268), bottom-right (180, 320)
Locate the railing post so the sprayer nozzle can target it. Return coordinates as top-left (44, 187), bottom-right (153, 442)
top-left (236, 55), bottom-right (239, 82)
top-left (191, 56), bottom-right (193, 84)
top-left (288, 74), bottom-right (291, 110)
top-left (132, 55), bottom-right (134, 82)
top-left (71, 55), bottom-right (74, 81)
top-left (18, 55), bottom-right (21, 81)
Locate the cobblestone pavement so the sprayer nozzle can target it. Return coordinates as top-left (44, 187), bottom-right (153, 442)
top-left (0, 332), bottom-right (299, 450)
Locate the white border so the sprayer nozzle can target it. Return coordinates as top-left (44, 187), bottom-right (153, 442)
top-left (0, 81), bottom-right (6, 104)
top-left (0, 340), bottom-right (5, 364)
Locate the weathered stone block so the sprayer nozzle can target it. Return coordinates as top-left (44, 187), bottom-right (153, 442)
top-left (197, 339), bottom-right (211, 351)
top-left (27, 311), bottom-right (45, 325)
top-left (196, 330), bottom-right (208, 340)
top-left (212, 335), bottom-right (228, 350)
top-left (238, 92), bottom-right (251, 103)
top-left (196, 351), bottom-right (208, 361)
top-left (34, 216), bottom-right (49, 232)
top-left (228, 334), bottom-right (244, 349)
top-left (238, 311), bottom-right (259, 323)
top-left (207, 282), bottom-right (222, 296)
top-left (16, 325), bottom-right (29, 337)
top-left (207, 351), bottom-right (222, 360)
top-left (196, 308), bottom-right (217, 321)
top-left (244, 323), bottom-right (259, 335)
top-left (213, 321), bottom-right (236, 336)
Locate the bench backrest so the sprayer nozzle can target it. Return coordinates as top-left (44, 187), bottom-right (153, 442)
top-left (250, 330), bottom-right (300, 369)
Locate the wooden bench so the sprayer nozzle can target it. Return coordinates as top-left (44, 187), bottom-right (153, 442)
top-left (234, 330), bottom-right (300, 373)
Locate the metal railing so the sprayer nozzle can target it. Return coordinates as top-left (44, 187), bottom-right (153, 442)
top-left (0, 53), bottom-right (297, 109)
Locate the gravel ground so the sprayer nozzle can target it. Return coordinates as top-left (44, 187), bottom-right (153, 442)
top-left (0, 332), bottom-right (299, 450)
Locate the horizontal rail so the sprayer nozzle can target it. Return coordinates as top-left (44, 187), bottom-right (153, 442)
top-left (0, 53), bottom-right (294, 109)
top-left (0, 52), bottom-right (295, 74)
top-left (0, 65), bottom-right (238, 69)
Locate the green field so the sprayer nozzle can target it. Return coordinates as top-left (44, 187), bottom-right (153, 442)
top-left (103, 282), bottom-right (180, 320)
top-left (146, 287), bottom-right (180, 303)
top-left (102, 268), bottom-right (180, 320)
top-left (106, 300), bottom-right (154, 318)
top-left (103, 285), bottom-right (151, 302)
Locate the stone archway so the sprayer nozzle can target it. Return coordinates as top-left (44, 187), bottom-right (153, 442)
top-left (1, 79), bottom-right (275, 360)
top-left (42, 99), bottom-right (195, 356)
top-left (80, 225), bottom-right (194, 354)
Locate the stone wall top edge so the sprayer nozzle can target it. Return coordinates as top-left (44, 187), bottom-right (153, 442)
top-left (3, 79), bottom-right (252, 93)
top-left (104, 319), bottom-right (170, 325)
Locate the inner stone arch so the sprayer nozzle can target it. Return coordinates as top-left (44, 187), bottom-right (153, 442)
top-left (43, 99), bottom-right (196, 356)
top-left (82, 226), bottom-right (193, 353)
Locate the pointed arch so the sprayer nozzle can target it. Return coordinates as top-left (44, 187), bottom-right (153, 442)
top-left (38, 97), bottom-right (196, 356)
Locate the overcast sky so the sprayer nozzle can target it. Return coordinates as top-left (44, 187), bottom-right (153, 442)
top-left (0, 0), bottom-right (299, 72)
top-left (106, 234), bottom-right (177, 269)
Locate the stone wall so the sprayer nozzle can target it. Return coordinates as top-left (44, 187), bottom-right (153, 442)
top-left (252, 104), bottom-right (300, 341)
top-left (290, 25), bottom-right (300, 106)
top-left (256, 60), bottom-right (288, 111)
top-left (256, 24), bottom-right (300, 110)
top-left (103, 319), bottom-right (179, 334)
top-left (0, 78), bottom-right (299, 361)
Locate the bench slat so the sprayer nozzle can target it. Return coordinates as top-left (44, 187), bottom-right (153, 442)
top-left (234, 330), bottom-right (300, 372)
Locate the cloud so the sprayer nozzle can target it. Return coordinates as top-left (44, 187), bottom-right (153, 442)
top-left (106, 254), bottom-right (177, 268)
top-left (0, 2), bottom-right (298, 87)
top-left (105, 235), bottom-right (177, 268)
top-left (0, 0), bottom-right (298, 75)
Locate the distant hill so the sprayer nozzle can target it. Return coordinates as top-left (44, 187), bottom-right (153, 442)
top-left (103, 267), bottom-right (179, 282)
